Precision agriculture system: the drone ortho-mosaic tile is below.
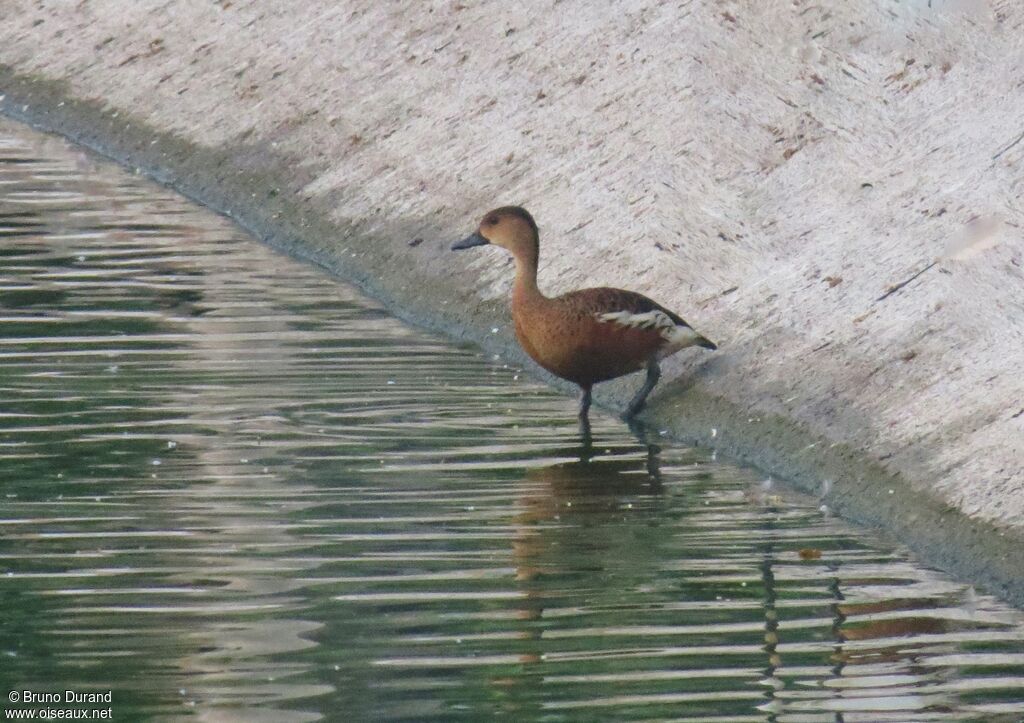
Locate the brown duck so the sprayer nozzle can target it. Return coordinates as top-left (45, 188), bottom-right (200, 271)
top-left (452, 206), bottom-right (716, 419)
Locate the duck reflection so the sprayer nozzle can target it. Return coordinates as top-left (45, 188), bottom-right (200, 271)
top-left (504, 427), bottom-right (659, 635)
top-left (513, 427), bottom-right (662, 576)
top-left (484, 426), bottom-right (665, 712)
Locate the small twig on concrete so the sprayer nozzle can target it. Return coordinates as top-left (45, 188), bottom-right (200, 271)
top-left (697, 285), bottom-right (739, 307)
top-left (993, 130), bottom-right (1024, 160)
top-left (875, 260), bottom-right (937, 303)
top-left (566, 219), bottom-right (593, 234)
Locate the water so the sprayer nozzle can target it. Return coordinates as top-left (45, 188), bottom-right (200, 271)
top-left (0, 117), bottom-right (1022, 722)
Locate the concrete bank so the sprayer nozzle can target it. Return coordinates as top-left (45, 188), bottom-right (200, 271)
top-left (2, 1), bottom-right (1023, 603)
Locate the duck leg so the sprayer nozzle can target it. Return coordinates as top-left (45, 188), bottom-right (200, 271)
top-left (578, 385), bottom-right (593, 441)
top-left (623, 359), bottom-right (660, 419)
top-left (578, 384), bottom-right (592, 419)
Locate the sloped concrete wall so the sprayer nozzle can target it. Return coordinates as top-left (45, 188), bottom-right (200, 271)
top-left (2, 0), bottom-right (1022, 602)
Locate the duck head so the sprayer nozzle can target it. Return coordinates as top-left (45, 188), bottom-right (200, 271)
top-left (452, 206), bottom-right (539, 260)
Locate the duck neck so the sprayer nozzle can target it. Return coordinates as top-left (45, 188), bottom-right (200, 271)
top-left (512, 244), bottom-right (543, 305)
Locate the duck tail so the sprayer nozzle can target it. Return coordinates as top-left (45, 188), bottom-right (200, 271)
top-left (696, 335), bottom-right (717, 351)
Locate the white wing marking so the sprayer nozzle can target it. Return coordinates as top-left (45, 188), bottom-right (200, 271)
top-left (595, 310), bottom-right (703, 350)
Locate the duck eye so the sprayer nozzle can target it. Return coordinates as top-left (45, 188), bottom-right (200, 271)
top-left (485, 216), bottom-right (499, 226)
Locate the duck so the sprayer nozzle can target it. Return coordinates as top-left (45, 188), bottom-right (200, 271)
top-left (452, 206), bottom-right (716, 419)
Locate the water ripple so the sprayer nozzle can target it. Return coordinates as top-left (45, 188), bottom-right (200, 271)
top-left (0, 117), bottom-right (1023, 722)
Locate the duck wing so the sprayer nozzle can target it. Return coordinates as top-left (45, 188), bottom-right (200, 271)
top-left (557, 287), bottom-right (717, 350)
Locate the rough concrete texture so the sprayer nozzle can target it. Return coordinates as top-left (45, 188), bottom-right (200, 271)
top-left (1, 1), bottom-right (1023, 602)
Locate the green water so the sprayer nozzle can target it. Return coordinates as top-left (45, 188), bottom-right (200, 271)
top-left (0, 117), bottom-right (1022, 722)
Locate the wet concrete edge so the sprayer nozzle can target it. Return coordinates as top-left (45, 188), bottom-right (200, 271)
top-left (2, 65), bottom-right (1022, 608)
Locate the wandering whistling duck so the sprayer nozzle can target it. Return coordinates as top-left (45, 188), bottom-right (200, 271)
top-left (452, 206), bottom-right (716, 419)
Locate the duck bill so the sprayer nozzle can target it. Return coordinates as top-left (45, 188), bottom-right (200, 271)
top-left (451, 232), bottom-right (489, 250)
